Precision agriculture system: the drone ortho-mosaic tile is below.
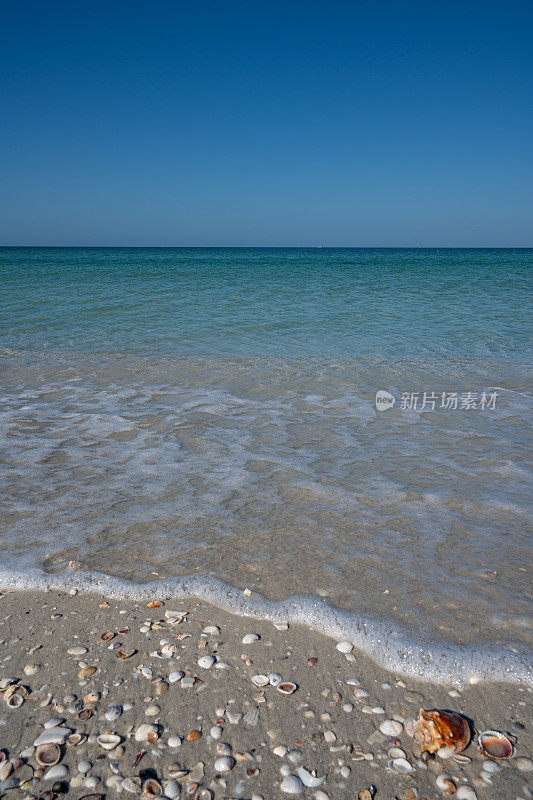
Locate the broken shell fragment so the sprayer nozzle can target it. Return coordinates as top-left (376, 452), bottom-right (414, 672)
top-left (78, 666), bottom-right (97, 680)
top-left (36, 743), bottom-right (62, 766)
top-left (436, 774), bottom-right (457, 795)
top-left (100, 632), bottom-right (115, 641)
top-left (142, 778), bottom-right (163, 797)
top-left (409, 709), bottom-right (470, 754)
top-left (117, 649), bottom-right (137, 659)
top-left (477, 730), bottom-right (515, 759)
top-left (297, 766), bottom-right (326, 787)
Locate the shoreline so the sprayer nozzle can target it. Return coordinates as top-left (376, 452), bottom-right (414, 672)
top-left (0, 572), bottom-right (531, 688)
top-left (0, 589), bottom-right (531, 799)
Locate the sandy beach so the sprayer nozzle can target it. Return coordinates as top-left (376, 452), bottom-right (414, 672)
top-left (0, 589), bottom-right (531, 800)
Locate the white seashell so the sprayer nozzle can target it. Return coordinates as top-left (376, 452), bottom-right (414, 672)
top-left (167, 735), bottom-right (182, 748)
top-left (145, 704), bottom-right (160, 716)
top-left (226, 710), bottom-right (243, 724)
top-left (437, 745), bottom-right (455, 759)
top-left (44, 764), bottom-right (68, 780)
top-left (372, 706), bottom-right (385, 714)
top-left (168, 670), bottom-right (185, 683)
top-left (346, 678), bottom-right (360, 685)
top-left (78, 761), bottom-right (92, 773)
top-left (242, 633), bottom-right (260, 644)
top-left (198, 655), bottom-right (216, 669)
top-left (163, 779), bottom-right (180, 798)
top-left (181, 677), bottom-right (195, 688)
top-left (244, 709), bottom-right (259, 727)
top-left (34, 727), bottom-right (72, 746)
top-left (515, 756), bottom-right (533, 772)
top-left (165, 610), bottom-right (187, 619)
top-left (104, 705), bottom-right (122, 721)
top-left (297, 766), bottom-right (326, 787)
top-left (456, 787), bottom-right (477, 800)
top-left (252, 674), bottom-right (269, 687)
top-left (280, 774), bottom-right (303, 794)
top-left (24, 664), bottom-right (40, 675)
top-left (216, 742), bottom-right (232, 756)
top-left (353, 688), bottom-right (369, 698)
top-left (210, 725), bottom-right (222, 739)
top-left (44, 717), bottom-right (65, 729)
top-left (274, 745), bottom-right (288, 758)
top-left (85, 776), bottom-right (99, 789)
top-left (202, 625), bottom-right (220, 635)
top-left (391, 757), bottom-right (413, 773)
top-left (482, 760), bottom-right (502, 774)
top-left (436, 774), bottom-right (456, 793)
top-left (388, 747), bottom-right (406, 759)
top-left (336, 641), bottom-right (352, 653)
top-left (0, 762), bottom-right (13, 781)
top-left (214, 756), bottom-right (234, 772)
top-left (68, 646), bottom-right (88, 656)
top-left (135, 723), bottom-right (159, 742)
top-left (274, 622), bottom-right (289, 630)
top-left (268, 672), bottom-right (282, 687)
top-left (379, 719), bottom-right (403, 736)
top-left (97, 733), bottom-right (121, 750)
top-left (277, 681), bottom-right (297, 695)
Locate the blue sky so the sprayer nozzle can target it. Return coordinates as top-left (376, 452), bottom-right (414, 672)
top-left (1, 0), bottom-right (532, 246)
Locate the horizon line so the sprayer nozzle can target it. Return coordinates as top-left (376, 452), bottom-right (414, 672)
top-left (1, 245), bottom-right (532, 250)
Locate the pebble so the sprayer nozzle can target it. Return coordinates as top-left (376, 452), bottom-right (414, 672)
top-left (336, 641), bottom-right (352, 653)
top-left (280, 774), bottom-right (303, 794)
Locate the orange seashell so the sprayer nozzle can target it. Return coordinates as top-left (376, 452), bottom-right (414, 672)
top-left (187, 729), bottom-right (202, 741)
top-left (147, 601), bottom-right (164, 608)
top-left (411, 709), bottom-right (470, 754)
top-left (100, 632), bottom-right (115, 641)
top-left (117, 649), bottom-right (137, 659)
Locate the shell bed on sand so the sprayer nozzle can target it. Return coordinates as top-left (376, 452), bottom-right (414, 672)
top-left (0, 590), bottom-right (531, 800)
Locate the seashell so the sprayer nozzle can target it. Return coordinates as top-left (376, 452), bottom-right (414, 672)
top-left (390, 757), bottom-right (413, 773)
top-left (97, 733), bottom-right (121, 750)
top-left (78, 761), bottom-right (92, 773)
top-left (169, 670), bottom-right (185, 683)
top-left (297, 766), bottom-right (326, 787)
top-left (122, 777), bottom-right (142, 793)
top-left (78, 666), bottom-right (97, 680)
top-left (0, 761), bottom-right (13, 781)
top-left (252, 674), bottom-right (269, 687)
top-left (452, 753), bottom-right (471, 764)
top-left (242, 633), bottom-right (260, 644)
top-left (79, 796), bottom-right (105, 800)
top-left (84, 691), bottom-right (100, 704)
top-left (68, 646), bottom-right (88, 656)
top-left (147, 600), bottom-right (164, 608)
top-left (277, 681), bottom-right (298, 695)
top-left (477, 730), bottom-right (515, 759)
top-left (214, 756), bottom-right (234, 772)
top-left (167, 766), bottom-right (188, 778)
top-left (77, 707), bottom-right (93, 721)
top-left (197, 655), bottom-right (215, 669)
top-left (456, 788), bottom-right (477, 800)
top-left (409, 709), bottom-right (470, 755)
top-left (187, 729), bottom-right (202, 741)
top-left (244, 709), bottom-right (259, 727)
top-left (104, 705), bottom-right (122, 721)
top-left (135, 723), bottom-right (160, 742)
top-left (280, 774), bottom-right (303, 794)
top-left (379, 719), bottom-right (403, 736)
top-left (167, 735), bottom-right (182, 747)
top-left (100, 632), bottom-right (115, 641)
top-left (142, 778), bottom-right (163, 797)
top-left (117, 649), bottom-right (137, 659)
top-left (34, 727), bottom-right (72, 746)
top-left (515, 756), bottom-right (533, 771)
top-left (44, 764), bottom-right (68, 780)
top-left (436, 774), bottom-right (457, 794)
top-left (36, 743), bottom-right (62, 766)
top-left (336, 641), bottom-right (353, 653)
top-left (155, 681), bottom-right (169, 696)
top-left (268, 672), bottom-right (282, 686)
top-left (387, 747), bottom-right (406, 759)
top-left (5, 690), bottom-right (25, 708)
top-left (24, 663), bottom-right (41, 675)
top-left (202, 625), bottom-right (220, 635)
top-left (194, 790), bottom-right (213, 800)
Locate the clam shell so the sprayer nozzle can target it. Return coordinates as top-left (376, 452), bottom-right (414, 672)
top-left (78, 666), bottom-right (97, 680)
top-left (97, 733), bottom-right (122, 750)
top-left (142, 778), bottom-right (163, 796)
top-left (36, 743), bottom-right (62, 766)
top-left (100, 632), bottom-right (115, 641)
top-left (436, 774), bottom-right (457, 794)
top-left (5, 691), bottom-right (24, 708)
top-left (77, 707), bottom-right (93, 721)
top-left (277, 681), bottom-right (298, 695)
top-left (477, 730), bottom-right (515, 759)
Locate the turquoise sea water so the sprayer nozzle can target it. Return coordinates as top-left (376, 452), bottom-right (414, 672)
top-left (1, 248), bottom-right (532, 684)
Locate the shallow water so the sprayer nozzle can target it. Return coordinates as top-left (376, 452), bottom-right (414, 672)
top-left (1, 248), bottom-right (532, 682)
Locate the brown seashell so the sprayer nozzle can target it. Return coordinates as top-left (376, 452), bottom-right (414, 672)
top-left (277, 681), bottom-right (298, 695)
top-left (100, 632), bottom-right (115, 641)
top-left (478, 730), bottom-right (515, 759)
top-left (142, 778), bottom-right (163, 797)
top-left (78, 666), bottom-right (97, 680)
top-left (411, 709), bottom-right (470, 755)
top-left (117, 649), bottom-right (137, 659)
top-left (77, 707), bottom-right (93, 721)
top-left (36, 743), bottom-right (61, 766)
top-left (84, 691), bottom-right (100, 704)
top-left (67, 733), bottom-right (86, 746)
top-left (187, 729), bottom-right (202, 741)
top-left (146, 731), bottom-right (160, 744)
top-left (147, 601), bottom-right (164, 608)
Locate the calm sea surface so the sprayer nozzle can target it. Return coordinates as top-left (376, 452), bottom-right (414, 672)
top-left (1, 248), bottom-right (532, 682)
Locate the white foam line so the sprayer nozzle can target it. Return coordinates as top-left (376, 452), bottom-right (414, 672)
top-left (1, 568), bottom-right (530, 688)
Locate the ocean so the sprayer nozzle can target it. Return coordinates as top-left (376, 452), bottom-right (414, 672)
top-left (1, 247), bottom-right (531, 684)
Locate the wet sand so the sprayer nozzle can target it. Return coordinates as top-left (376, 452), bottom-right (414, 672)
top-left (0, 590), bottom-right (531, 799)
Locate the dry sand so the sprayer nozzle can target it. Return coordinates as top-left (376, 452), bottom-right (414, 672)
top-left (0, 589), bottom-right (531, 800)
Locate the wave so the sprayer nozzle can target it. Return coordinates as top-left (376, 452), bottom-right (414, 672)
top-left (1, 567), bottom-right (530, 688)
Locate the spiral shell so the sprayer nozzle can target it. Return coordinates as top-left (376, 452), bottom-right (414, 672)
top-left (410, 708), bottom-right (470, 754)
